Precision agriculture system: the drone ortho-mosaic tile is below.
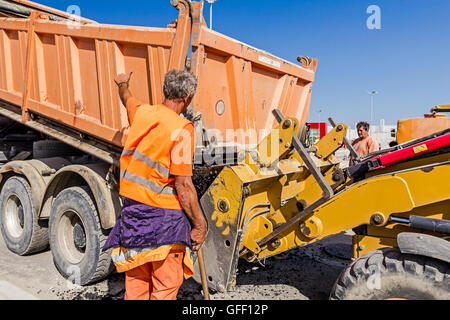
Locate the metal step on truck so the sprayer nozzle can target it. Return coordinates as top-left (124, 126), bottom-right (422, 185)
top-left (0, 0), bottom-right (449, 299)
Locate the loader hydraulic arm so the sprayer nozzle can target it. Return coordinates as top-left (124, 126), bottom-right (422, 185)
top-left (430, 104), bottom-right (450, 114)
top-left (256, 110), bottom-right (334, 248)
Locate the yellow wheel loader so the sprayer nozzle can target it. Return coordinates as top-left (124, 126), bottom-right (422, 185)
top-left (193, 108), bottom-right (450, 300)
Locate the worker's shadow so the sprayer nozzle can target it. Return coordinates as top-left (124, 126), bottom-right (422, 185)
top-left (100, 270), bottom-right (205, 300)
top-left (100, 268), bottom-right (207, 300)
top-left (102, 272), bottom-right (126, 300)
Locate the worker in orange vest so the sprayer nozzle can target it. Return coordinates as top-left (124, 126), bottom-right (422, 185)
top-left (104, 70), bottom-right (207, 300)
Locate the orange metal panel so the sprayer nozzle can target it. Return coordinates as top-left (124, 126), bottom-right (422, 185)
top-left (33, 22), bottom-right (175, 47)
top-left (26, 99), bottom-right (125, 145)
top-left (0, 88), bottom-right (22, 106)
top-left (147, 44), bottom-right (171, 105)
top-left (167, 0), bottom-right (191, 71)
top-left (21, 12), bottom-right (38, 121)
top-left (0, 18), bottom-right (28, 31)
top-left (397, 117), bottom-right (450, 144)
top-left (0, 29), bottom-right (10, 91)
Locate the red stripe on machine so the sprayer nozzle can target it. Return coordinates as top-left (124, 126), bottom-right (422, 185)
top-left (379, 134), bottom-right (450, 167)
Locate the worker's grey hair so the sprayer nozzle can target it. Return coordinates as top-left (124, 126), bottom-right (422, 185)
top-left (163, 69), bottom-right (198, 101)
top-left (357, 121), bottom-right (370, 131)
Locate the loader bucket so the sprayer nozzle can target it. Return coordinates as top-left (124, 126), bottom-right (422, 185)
top-left (191, 112), bottom-right (348, 293)
top-left (193, 166), bottom-right (246, 293)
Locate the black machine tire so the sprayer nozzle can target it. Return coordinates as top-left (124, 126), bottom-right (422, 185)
top-left (330, 247), bottom-right (450, 300)
top-left (0, 176), bottom-right (49, 255)
top-left (33, 140), bottom-right (82, 159)
top-left (49, 186), bottom-right (113, 285)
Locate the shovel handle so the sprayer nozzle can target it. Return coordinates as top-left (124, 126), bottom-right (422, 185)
top-left (197, 247), bottom-right (210, 300)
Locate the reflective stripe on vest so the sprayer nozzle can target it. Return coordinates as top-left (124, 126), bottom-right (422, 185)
top-left (120, 170), bottom-right (176, 195)
top-left (121, 148), bottom-right (170, 178)
top-left (111, 245), bottom-right (190, 265)
top-left (112, 247), bottom-right (152, 264)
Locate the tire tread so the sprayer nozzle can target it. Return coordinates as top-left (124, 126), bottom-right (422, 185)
top-left (331, 247), bottom-right (450, 300)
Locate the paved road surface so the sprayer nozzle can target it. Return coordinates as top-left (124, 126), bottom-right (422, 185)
top-left (0, 229), bottom-right (353, 300)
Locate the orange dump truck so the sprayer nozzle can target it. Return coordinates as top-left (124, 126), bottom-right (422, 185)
top-left (0, 0), bottom-right (317, 286)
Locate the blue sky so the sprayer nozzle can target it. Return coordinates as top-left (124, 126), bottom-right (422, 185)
top-left (39, 0), bottom-right (450, 126)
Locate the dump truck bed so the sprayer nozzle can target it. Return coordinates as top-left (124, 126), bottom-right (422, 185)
top-left (0, 0), bottom-right (316, 158)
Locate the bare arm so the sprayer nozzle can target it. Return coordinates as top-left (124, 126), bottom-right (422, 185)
top-left (114, 71), bottom-right (133, 108)
top-left (175, 175), bottom-right (207, 251)
top-left (118, 83), bottom-right (133, 108)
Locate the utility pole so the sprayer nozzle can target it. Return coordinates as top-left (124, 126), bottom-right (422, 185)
top-left (367, 90), bottom-right (378, 128)
top-left (205, 0), bottom-right (219, 29)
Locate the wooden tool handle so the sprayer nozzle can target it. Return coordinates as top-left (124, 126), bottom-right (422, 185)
top-left (197, 247), bottom-right (210, 300)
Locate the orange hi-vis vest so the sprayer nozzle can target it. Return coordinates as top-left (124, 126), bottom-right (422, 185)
top-left (120, 103), bottom-right (193, 210)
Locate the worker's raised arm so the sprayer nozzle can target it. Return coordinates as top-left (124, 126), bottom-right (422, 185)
top-left (115, 72), bottom-right (133, 106)
top-left (114, 71), bottom-right (142, 124)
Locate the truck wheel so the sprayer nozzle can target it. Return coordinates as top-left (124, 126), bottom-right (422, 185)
top-left (49, 186), bottom-right (113, 285)
top-left (33, 140), bottom-right (82, 159)
top-left (330, 247), bottom-right (450, 300)
top-left (0, 176), bottom-right (49, 255)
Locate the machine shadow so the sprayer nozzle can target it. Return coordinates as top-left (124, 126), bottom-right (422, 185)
top-left (230, 242), bottom-right (351, 300)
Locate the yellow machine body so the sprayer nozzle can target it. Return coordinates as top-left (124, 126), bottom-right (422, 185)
top-left (195, 110), bottom-right (450, 293)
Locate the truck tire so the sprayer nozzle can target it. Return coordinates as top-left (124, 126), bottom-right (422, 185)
top-left (0, 176), bottom-right (49, 255)
top-left (33, 140), bottom-right (82, 159)
top-left (49, 186), bottom-right (113, 285)
top-left (330, 247), bottom-right (450, 300)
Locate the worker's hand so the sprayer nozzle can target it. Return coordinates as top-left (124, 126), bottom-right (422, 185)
top-left (190, 222), bottom-right (207, 252)
top-left (114, 71), bottom-right (133, 88)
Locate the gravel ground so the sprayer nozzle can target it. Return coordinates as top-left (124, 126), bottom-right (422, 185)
top-left (54, 232), bottom-right (354, 301)
top-left (0, 156), bottom-right (355, 301)
top-left (1, 218), bottom-right (353, 301)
